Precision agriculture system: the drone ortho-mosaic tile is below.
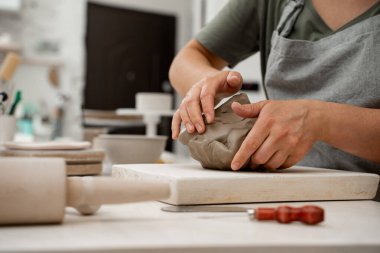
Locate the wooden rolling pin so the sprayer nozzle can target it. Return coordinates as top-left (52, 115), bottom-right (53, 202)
top-left (0, 157), bottom-right (170, 225)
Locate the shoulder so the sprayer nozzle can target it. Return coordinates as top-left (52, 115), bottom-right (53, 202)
top-left (258, 0), bottom-right (288, 26)
top-left (194, 0), bottom-right (288, 67)
top-left (223, 0), bottom-right (288, 30)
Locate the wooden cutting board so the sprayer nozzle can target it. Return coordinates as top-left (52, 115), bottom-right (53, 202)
top-left (112, 164), bottom-right (379, 205)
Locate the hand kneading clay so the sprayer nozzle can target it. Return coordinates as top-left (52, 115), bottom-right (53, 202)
top-left (179, 93), bottom-right (256, 170)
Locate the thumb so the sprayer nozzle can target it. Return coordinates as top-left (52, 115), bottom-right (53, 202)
top-left (225, 71), bottom-right (243, 90)
top-left (231, 100), bottom-right (269, 118)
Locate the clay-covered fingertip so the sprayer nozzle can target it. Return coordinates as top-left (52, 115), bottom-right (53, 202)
top-left (195, 123), bottom-right (204, 133)
top-left (231, 102), bottom-right (242, 112)
top-left (171, 131), bottom-right (178, 139)
top-left (231, 101), bottom-right (240, 108)
top-left (205, 113), bottom-right (214, 124)
top-left (231, 162), bottom-right (240, 171)
top-left (185, 123), bottom-right (195, 132)
top-left (197, 129), bottom-right (205, 135)
top-left (227, 72), bottom-right (242, 87)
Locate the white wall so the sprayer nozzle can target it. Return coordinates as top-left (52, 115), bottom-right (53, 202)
top-left (0, 0), bottom-right (86, 140)
top-left (0, 0), bottom-right (22, 12)
top-left (0, 0), bottom-right (193, 141)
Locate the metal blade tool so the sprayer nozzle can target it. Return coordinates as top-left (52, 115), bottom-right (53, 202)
top-left (162, 205), bottom-right (324, 225)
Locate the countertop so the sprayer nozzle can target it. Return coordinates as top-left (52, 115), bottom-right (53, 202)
top-left (1, 200), bottom-right (379, 253)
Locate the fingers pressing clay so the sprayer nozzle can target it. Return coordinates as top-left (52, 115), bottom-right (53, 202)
top-left (231, 112), bottom-right (270, 170)
top-left (200, 88), bottom-right (216, 124)
top-left (226, 71), bottom-right (243, 89)
top-left (179, 93), bottom-right (256, 170)
top-left (171, 110), bottom-right (182, 139)
top-left (232, 100), bottom-right (268, 118)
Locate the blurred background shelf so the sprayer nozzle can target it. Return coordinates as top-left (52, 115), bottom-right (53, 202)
top-left (83, 109), bottom-right (143, 128)
top-left (0, 42), bottom-right (21, 53)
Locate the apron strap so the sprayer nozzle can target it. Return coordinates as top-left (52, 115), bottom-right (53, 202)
top-left (276, 0), bottom-right (305, 37)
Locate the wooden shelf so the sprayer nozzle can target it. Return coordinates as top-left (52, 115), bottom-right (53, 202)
top-left (0, 44), bottom-right (63, 67)
top-left (83, 109), bottom-right (143, 127)
top-left (0, 43), bottom-right (21, 53)
top-left (22, 57), bottom-right (64, 67)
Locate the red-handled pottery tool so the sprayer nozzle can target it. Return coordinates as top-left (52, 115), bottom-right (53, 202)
top-left (161, 205), bottom-right (324, 225)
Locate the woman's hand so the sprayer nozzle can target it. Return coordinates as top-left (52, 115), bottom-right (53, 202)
top-left (171, 71), bottom-right (243, 139)
top-left (230, 99), bottom-right (325, 170)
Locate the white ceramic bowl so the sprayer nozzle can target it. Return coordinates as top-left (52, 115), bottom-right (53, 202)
top-left (135, 92), bottom-right (172, 111)
top-left (93, 134), bottom-right (167, 164)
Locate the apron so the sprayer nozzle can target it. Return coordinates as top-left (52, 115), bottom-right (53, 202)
top-left (264, 0), bottom-right (380, 179)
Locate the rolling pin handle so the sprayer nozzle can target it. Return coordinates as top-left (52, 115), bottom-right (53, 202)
top-left (66, 176), bottom-right (171, 216)
top-left (74, 204), bottom-right (101, 215)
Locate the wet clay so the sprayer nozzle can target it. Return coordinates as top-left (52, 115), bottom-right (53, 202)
top-left (179, 93), bottom-right (256, 170)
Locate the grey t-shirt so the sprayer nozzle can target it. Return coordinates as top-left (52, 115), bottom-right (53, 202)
top-left (196, 0), bottom-right (380, 79)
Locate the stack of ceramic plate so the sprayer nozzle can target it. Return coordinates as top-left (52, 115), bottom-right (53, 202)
top-left (0, 141), bottom-right (105, 176)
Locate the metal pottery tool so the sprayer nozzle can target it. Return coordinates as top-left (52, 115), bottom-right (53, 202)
top-left (161, 205), bottom-right (324, 225)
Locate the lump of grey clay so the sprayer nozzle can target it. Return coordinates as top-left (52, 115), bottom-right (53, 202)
top-left (179, 93), bottom-right (256, 170)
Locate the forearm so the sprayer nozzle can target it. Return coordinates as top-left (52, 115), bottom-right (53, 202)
top-left (318, 101), bottom-right (380, 163)
top-left (169, 39), bottom-right (227, 97)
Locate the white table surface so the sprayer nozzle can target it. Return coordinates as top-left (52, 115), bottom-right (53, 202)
top-left (1, 200), bottom-right (379, 253)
